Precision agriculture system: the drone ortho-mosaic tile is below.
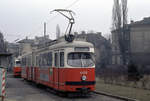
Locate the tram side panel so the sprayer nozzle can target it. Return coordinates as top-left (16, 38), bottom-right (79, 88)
top-left (53, 67), bottom-right (58, 90)
top-left (21, 67), bottom-right (26, 79)
top-left (21, 57), bottom-right (27, 79)
top-left (33, 67), bottom-right (38, 82)
top-left (28, 67), bottom-right (33, 81)
top-left (39, 68), bottom-right (50, 86)
top-left (57, 68), bottom-right (66, 91)
top-left (49, 67), bottom-right (53, 87)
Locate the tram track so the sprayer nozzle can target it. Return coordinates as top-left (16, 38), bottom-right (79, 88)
top-left (6, 74), bottom-right (139, 101)
top-left (93, 91), bottom-right (139, 101)
top-left (6, 76), bottom-right (131, 101)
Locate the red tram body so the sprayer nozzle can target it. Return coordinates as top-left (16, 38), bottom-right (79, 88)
top-left (13, 59), bottom-right (21, 77)
top-left (21, 39), bottom-right (95, 94)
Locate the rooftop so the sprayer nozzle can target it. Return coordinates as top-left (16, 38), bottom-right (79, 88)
top-left (131, 17), bottom-right (150, 26)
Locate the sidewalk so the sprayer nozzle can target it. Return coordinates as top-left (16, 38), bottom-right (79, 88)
top-left (96, 78), bottom-right (150, 101)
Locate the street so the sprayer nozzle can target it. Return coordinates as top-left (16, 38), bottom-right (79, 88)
top-left (5, 75), bottom-right (123, 101)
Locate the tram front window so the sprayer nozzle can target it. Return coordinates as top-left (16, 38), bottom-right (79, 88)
top-left (16, 61), bottom-right (21, 65)
top-left (68, 52), bottom-right (94, 67)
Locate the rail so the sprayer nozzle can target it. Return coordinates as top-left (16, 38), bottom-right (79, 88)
top-left (93, 91), bottom-right (139, 101)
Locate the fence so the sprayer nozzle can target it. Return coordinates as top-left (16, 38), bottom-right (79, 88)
top-left (97, 65), bottom-right (150, 90)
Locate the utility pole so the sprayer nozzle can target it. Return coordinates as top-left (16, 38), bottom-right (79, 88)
top-left (44, 22), bottom-right (46, 38)
top-left (56, 24), bottom-right (61, 39)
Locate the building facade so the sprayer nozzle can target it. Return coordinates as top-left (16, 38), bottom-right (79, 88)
top-left (130, 17), bottom-right (150, 65)
top-left (0, 32), bottom-right (12, 69)
top-left (112, 17), bottom-right (150, 66)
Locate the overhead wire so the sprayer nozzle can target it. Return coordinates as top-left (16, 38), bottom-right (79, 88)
top-left (23, 0), bottom-right (80, 40)
top-left (13, 0), bottom-right (80, 42)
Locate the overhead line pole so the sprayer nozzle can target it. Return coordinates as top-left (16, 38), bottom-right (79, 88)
top-left (44, 22), bottom-right (46, 38)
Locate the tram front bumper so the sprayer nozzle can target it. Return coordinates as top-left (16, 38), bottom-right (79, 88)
top-left (76, 87), bottom-right (90, 93)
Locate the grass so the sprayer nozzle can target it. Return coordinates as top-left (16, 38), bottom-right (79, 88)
top-left (96, 78), bottom-right (150, 101)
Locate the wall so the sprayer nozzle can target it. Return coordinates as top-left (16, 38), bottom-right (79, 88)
top-left (130, 25), bottom-right (150, 65)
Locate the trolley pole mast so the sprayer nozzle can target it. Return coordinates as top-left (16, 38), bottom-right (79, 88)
top-left (51, 9), bottom-right (75, 42)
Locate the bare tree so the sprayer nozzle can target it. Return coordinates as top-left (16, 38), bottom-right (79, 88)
top-left (121, 0), bottom-right (128, 65)
top-left (0, 31), bottom-right (6, 53)
top-left (112, 0), bottom-right (121, 30)
top-left (112, 0), bottom-right (128, 65)
top-left (121, 0), bottom-right (128, 27)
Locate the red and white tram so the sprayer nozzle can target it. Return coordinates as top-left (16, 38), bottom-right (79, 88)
top-left (21, 40), bottom-right (95, 93)
top-left (20, 9), bottom-right (95, 94)
top-left (13, 59), bottom-right (21, 77)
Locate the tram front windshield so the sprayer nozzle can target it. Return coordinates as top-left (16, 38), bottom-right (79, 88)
top-left (68, 52), bottom-right (94, 67)
top-left (16, 61), bottom-right (21, 65)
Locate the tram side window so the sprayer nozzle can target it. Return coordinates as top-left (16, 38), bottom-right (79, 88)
top-left (25, 57), bottom-right (27, 66)
top-left (21, 59), bottom-right (23, 66)
top-left (36, 56), bottom-right (39, 66)
top-left (42, 53), bottom-right (47, 66)
top-left (27, 57), bottom-right (30, 66)
top-left (47, 52), bottom-right (52, 66)
top-left (22, 57), bottom-right (26, 66)
top-left (28, 56), bottom-right (31, 66)
top-left (55, 53), bottom-right (58, 67)
top-left (39, 54), bottom-right (43, 66)
top-left (37, 52), bottom-right (53, 67)
top-left (60, 52), bottom-right (64, 67)
top-left (26, 57), bottom-right (28, 66)
top-left (24, 58), bottom-right (26, 66)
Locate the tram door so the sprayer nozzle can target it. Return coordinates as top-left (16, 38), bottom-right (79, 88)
top-left (59, 51), bottom-right (65, 89)
top-left (54, 51), bottom-right (59, 89)
top-left (54, 50), bottom-right (64, 90)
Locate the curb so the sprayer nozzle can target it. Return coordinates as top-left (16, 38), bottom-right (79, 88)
top-left (93, 91), bottom-right (140, 101)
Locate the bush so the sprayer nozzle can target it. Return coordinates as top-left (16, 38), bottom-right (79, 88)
top-left (127, 63), bottom-right (142, 81)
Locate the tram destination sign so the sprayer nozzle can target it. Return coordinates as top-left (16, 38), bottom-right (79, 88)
top-left (75, 47), bottom-right (89, 51)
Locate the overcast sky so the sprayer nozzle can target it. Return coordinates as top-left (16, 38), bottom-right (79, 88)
top-left (0, 0), bottom-right (150, 42)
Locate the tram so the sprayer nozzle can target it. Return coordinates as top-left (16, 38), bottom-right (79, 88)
top-left (13, 59), bottom-right (21, 77)
top-left (21, 40), bottom-right (95, 93)
top-left (20, 9), bottom-right (96, 94)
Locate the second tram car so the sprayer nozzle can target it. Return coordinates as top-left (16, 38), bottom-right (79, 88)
top-left (21, 40), bottom-right (95, 94)
top-left (13, 59), bottom-right (21, 77)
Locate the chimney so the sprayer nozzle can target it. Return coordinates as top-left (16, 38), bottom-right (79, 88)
top-left (26, 36), bottom-right (28, 40)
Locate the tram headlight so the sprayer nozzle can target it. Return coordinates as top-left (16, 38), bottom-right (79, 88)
top-left (81, 75), bottom-right (87, 81)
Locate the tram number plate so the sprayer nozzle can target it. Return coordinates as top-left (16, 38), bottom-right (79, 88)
top-left (80, 71), bottom-right (87, 74)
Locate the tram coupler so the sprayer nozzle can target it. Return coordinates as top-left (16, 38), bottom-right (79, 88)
top-left (77, 87), bottom-right (90, 94)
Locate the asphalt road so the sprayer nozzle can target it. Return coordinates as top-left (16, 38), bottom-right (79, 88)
top-left (5, 75), bottom-right (123, 101)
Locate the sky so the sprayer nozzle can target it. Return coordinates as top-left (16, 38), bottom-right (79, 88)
top-left (0, 0), bottom-right (150, 42)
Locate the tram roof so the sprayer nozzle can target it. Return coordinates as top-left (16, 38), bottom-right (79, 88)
top-left (46, 40), bottom-right (94, 50)
top-left (21, 38), bottom-right (94, 56)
